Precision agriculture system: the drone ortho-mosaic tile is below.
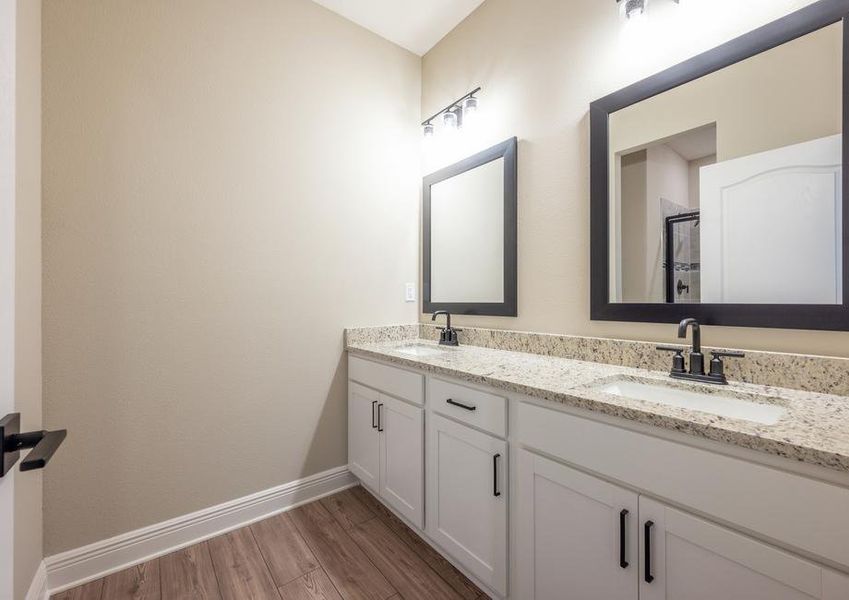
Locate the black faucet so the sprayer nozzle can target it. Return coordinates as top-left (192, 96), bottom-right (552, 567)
top-left (432, 311), bottom-right (460, 346)
top-left (657, 318), bottom-right (744, 385)
top-left (678, 317), bottom-right (704, 376)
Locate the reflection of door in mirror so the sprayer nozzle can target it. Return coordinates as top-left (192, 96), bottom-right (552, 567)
top-left (700, 134), bottom-right (842, 304)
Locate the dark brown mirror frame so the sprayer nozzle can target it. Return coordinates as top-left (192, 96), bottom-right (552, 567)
top-left (590, 0), bottom-right (849, 331)
top-left (423, 137), bottom-right (518, 317)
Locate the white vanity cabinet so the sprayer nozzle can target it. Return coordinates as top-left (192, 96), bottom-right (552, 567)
top-left (427, 413), bottom-right (508, 595)
top-left (517, 450), bottom-right (639, 599)
top-left (517, 401), bottom-right (849, 600)
top-left (348, 356), bottom-right (424, 528)
top-left (427, 376), bottom-right (509, 595)
top-left (347, 352), bottom-right (849, 600)
top-left (348, 382), bottom-right (381, 490)
top-left (638, 497), bottom-right (849, 600)
top-left (517, 448), bottom-right (849, 600)
top-left (378, 394), bottom-right (424, 527)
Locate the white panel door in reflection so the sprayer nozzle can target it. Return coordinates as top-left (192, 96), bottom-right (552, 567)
top-left (700, 134), bottom-right (842, 304)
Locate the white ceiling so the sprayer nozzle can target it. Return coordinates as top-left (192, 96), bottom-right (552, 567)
top-left (666, 124), bottom-right (717, 161)
top-left (310, 0), bottom-right (486, 55)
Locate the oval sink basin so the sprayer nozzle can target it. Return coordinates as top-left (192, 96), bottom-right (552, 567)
top-left (594, 378), bottom-right (786, 425)
top-left (396, 344), bottom-right (449, 358)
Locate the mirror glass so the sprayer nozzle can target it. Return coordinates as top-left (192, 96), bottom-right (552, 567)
top-left (608, 22), bottom-right (843, 305)
top-left (431, 158), bottom-right (505, 303)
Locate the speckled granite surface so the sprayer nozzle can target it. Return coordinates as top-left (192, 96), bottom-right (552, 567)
top-left (417, 324), bottom-right (849, 397)
top-left (345, 326), bottom-right (849, 473)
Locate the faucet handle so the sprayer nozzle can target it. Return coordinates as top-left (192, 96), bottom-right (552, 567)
top-left (656, 346), bottom-right (686, 374)
top-left (708, 350), bottom-right (744, 382)
top-left (711, 350), bottom-right (745, 359)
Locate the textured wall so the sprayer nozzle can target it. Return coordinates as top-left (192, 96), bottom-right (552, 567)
top-left (421, 0), bottom-right (849, 357)
top-left (43, 0), bottom-right (420, 553)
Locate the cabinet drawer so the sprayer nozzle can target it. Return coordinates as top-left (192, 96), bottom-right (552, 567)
top-left (429, 377), bottom-right (507, 437)
top-left (349, 355), bottom-right (424, 405)
top-left (519, 401), bottom-right (849, 570)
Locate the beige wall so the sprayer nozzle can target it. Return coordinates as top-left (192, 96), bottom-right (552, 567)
top-left (421, 0), bottom-right (849, 357)
top-left (43, 0), bottom-right (420, 554)
top-left (14, 0), bottom-right (43, 596)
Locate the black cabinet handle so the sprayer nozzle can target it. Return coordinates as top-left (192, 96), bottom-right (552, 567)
top-left (493, 453), bottom-right (502, 497)
top-left (446, 398), bottom-right (476, 411)
top-left (377, 403), bottom-right (384, 432)
top-left (619, 509), bottom-right (629, 569)
top-left (644, 520), bottom-right (655, 583)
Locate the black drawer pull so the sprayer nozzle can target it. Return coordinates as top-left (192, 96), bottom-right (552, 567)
top-left (644, 520), bottom-right (655, 583)
top-left (377, 403), bottom-right (384, 432)
top-left (619, 509), bottom-right (629, 569)
top-left (493, 453), bottom-right (502, 497)
top-left (446, 398), bottom-right (476, 411)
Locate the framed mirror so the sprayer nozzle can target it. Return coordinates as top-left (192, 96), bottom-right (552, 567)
top-left (423, 137), bottom-right (518, 316)
top-left (590, 0), bottom-right (849, 331)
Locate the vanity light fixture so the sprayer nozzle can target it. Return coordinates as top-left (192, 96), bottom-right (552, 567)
top-left (421, 87), bottom-right (481, 137)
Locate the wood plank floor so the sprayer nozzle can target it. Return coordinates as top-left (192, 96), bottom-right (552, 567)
top-left (53, 486), bottom-right (489, 600)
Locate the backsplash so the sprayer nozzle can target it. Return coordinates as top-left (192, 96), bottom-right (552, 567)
top-left (346, 324), bottom-right (849, 397)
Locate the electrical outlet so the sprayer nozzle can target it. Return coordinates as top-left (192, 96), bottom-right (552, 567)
top-left (405, 283), bottom-right (416, 302)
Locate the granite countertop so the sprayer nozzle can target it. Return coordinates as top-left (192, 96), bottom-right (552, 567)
top-left (346, 337), bottom-right (849, 474)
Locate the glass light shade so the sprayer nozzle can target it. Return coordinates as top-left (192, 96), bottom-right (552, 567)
top-left (620, 0), bottom-right (647, 19)
top-left (443, 109), bottom-right (458, 129)
top-left (423, 122), bottom-right (435, 137)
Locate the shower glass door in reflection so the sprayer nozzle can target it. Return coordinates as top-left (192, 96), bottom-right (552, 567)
top-left (665, 211), bottom-right (701, 303)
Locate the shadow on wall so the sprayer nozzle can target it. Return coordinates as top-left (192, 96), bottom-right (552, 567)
top-left (300, 344), bottom-right (348, 479)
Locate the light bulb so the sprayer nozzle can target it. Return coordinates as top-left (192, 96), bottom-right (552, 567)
top-left (619, 0), bottom-right (647, 19)
top-left (443, 109), bottom-right (458, 130)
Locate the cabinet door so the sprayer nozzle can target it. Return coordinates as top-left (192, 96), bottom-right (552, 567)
top-left (516, 450), bottom-right (639, 600)
top-left (348, 382), bottom-right (379, 490)
top-left (427, 414), bottom-right (508, 596)
top-left (378, 394), bottom-right (424, 528)
top-left (639, 497), bottom-right (849, 600)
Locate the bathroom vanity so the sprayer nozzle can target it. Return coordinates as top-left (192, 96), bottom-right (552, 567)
top-left (345, 327), bottom-right (849, 600)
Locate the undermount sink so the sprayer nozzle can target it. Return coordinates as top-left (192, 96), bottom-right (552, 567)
top-left (593, 378), bottom-right (786, 425)
top-left (396, 343), bottom-right (449, 358)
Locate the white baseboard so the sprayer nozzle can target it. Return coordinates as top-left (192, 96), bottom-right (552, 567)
top-left (45, 465), bottom-right (355, 595)
top-left (24, 561), bottom-right (48, 600)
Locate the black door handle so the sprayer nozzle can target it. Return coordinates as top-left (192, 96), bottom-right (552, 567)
top-left (446, 398), bottom-right (476, 411)
top-left (493, 453), bottom-right (501, 497)
top-left (1, 413), bottom-right (67, 477)
top-left (18, 430), bottom-right (67, 472)
top-left (371, 401), bottom-right (378, 429)
top-left (619, 509), bottom-right (629, 568)
top-left (377, 404), bottom-right (384, 432)
top-left (644, 520), bottom-right (655, 583)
